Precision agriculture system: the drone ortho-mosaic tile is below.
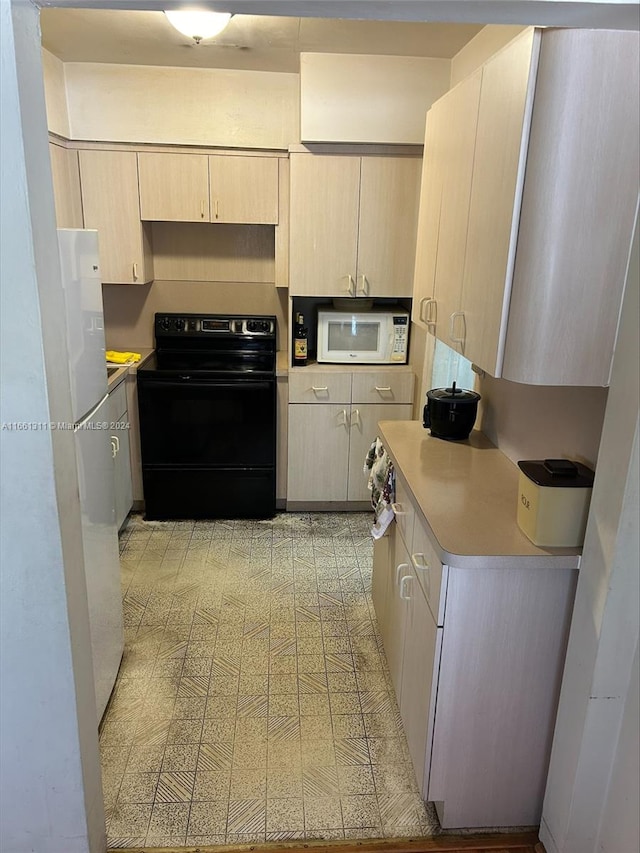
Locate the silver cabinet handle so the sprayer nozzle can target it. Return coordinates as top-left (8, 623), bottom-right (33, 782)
top-left (391, 502), bottom-right (404, 516)
top-left (311, 385), bottom-right (329, 393)
top-left (450, 311), bottom-right (466, 345)
top-left (412, 552), bottom-right (431, 598)
top-left (396, 562), bottom-right (409, 584)
top-left (411, 552), bottom-right (428, 572)
top-left (132, 262), bottom-right (138, 281)
top-left (358, 274), bottom-right (369, 296)
top-left (375, 386), bottom-right (391, 393)
top-left (337, 409), bottom-right (348, 426)
top-left (110, 437), bottom-right (118, 459)
top-left (350, 408), bottom-right (360, 427)
top-left (344, 274), bottom-right (355, 297)
top-left (421, 297), bottom-right (437, 326)
top-left (399, 574), bottom-right (412, 600)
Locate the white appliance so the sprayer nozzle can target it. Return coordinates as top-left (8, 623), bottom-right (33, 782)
top-left (58, 228), bottom-right (124, 723)
top-left (316, 308), bottom-right (410, 364)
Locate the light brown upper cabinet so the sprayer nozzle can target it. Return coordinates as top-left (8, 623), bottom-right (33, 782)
top-left (209, 155), bottom-right (278, 224)
top-left (138, 153), bottom-right (210, 222)
top-left (49, 142), bottom-right (84, 229)
top-left (413, 70), bottom-right (482, 338)
top-left (414, 27), bottom-right (639, 385)
top-left (138, 152), bottom-right (279, 225)
top-left (290, 153), bottom-right (421, 297)
top-left (79, 150), bottom-right (153, 285)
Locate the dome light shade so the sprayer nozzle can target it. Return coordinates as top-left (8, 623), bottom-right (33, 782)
top-left (165, 10), bottom-right (232, 43)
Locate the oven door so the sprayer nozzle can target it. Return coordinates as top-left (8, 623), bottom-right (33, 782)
top-left (137, 374), bottom-right (276, 519)
top-left (138, 375), bottom-right (275, 468)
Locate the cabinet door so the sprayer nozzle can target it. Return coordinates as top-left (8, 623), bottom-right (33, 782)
top-left (287, 403), bottom-right (350, 501)
top-left (432, 69), bottom-right (482, 349)
top-left (138, 152), bottom-right (209, 222)
top-left (347, 403), bottom-right (413, 502)
top-left (108, 381), bottom-right (133, 529)
top-left (460, 29), bottom-right (538, 373)
top-left (399, 564), bottom-right (439, 796)
top-left (385, 527), bottom-right (411, 703)
top-left (357, 156), bottom-right (421, 297)
top-left (79, 150), bottom-right (153, 285)
top-left (49, 143), bottom-right (83, 228)
top-left (209, 155), bottom-right (278, 224)
top-left (411, 101), bottom-right (445, 329)
top-left (289, 154), bottom-right (360, 296)
top-left (371, 534), bottom-right (391, 640)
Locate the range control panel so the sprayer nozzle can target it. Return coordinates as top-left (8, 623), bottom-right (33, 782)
top-left (155, 313), bottom-right (276, 338)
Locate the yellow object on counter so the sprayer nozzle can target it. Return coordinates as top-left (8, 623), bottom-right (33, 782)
top-left (106, 350), bottom-right (141, 364)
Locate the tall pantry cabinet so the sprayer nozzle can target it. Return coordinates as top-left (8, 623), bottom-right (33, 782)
top-left (412, 28), bottom-right (639, 386)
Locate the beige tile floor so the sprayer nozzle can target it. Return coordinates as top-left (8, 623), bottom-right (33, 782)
top-left (101, 512), bottom-right (439, 848)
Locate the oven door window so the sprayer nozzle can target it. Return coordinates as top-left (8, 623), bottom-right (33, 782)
top-left (138, 379), bottom-right (275, 467)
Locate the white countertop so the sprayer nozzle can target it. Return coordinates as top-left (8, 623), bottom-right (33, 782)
top-left (378, 420), bottom-right (581, 570)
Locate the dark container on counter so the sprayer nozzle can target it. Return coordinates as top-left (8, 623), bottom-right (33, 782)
top-left (423, 381), bottom-right (481, 441)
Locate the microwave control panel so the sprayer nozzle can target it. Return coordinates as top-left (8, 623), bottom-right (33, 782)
top-left (391, 315), bottom-right (409, 361)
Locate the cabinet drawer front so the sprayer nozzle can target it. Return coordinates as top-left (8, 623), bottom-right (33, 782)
top-left (393, 473), bottom-right (415, 551)
top-left (351, 371), bottom-right (415, 404)
top-left (288, 372), bottom-right (351, 403)
top-left (411, 514), bottom-right (446, 626)
top-left (108, 381), bottom-right (128, 424)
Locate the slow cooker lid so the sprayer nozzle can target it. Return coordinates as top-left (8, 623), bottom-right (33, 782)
top-left (427, 381), bottom-right (481, 404)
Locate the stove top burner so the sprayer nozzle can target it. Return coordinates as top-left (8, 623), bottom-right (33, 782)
top-left (139, 313), bottom-right (277, 377)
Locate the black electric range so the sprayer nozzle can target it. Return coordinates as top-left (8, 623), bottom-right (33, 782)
top-left (137, 313), bottom-right (276, 520)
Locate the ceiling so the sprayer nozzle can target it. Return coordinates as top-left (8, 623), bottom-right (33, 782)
top-left (40, 10), bottom-right (484, 73)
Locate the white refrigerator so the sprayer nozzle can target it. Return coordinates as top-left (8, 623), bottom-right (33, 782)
top-left (58, 228), bottom-right (124, 723)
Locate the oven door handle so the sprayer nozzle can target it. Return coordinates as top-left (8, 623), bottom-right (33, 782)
top-left (140, 378), bottom-right (273, 391)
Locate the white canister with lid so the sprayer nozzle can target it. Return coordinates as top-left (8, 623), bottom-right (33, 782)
top-left (517, 458), bottom-right (595, 547)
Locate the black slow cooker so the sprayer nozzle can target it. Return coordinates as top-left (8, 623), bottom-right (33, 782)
top-left (423, 381), bottom-right (481, 441)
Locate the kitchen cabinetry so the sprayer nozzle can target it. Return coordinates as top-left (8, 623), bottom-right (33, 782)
top-left (108, 378), bottom-right (133, 530)
top-left (49, 142), bottom-right (83, 229)
top-left (138, 152), bottom-right (279, 225)
top-left (209, 155), bottom-right (278, 224)
top-left (289, 153), bottom-right (421, 297)
top-left (138, 152), bottom-right (209, 222)
top-left (287, 369), bottom-right (414, 504)
top-left (413, 28), bottom-right (638, 385)
top-left (374, 421), bottom-right (579, 829)
top-left (412, 71), bottom-right (482, 335)
top-left (78, 150), bottom-right (153, 284)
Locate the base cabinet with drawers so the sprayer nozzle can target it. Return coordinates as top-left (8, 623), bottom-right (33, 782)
top-left (373, 468), bottom-right (578, 829)
top-left (287, 369), bottom-right (414, 505)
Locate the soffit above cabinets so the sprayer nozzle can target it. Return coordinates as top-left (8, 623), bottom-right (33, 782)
top-left (40, 9), bottom-right (484, 73)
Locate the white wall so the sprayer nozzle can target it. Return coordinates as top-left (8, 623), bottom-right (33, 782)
top-left (0, 3), bottom-right (104, 852)
top-left (450, 24), bottom-right (526, 85)
top-left (540, 217), bottom-right (639, 853)
top-left (42, 47), bottom-right (70, 137)
top-left (300, 52), bottom-right (449, 143)
top-left (62, 61), bottom-right (299, 148)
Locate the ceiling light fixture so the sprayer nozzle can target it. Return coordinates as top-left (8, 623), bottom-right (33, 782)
top-left (164, 10), bottom-right (232, 44)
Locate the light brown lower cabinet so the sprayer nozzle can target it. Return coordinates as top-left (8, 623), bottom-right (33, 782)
top-left (373, 474), bottom-right (578, 829)
top-left (107, 379), bottom-right (133, 530)
top-left (287, 369), bottom-right (414, 505)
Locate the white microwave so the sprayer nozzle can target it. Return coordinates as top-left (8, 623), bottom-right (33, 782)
top-left (316, 309), bottom-right (410, 364)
